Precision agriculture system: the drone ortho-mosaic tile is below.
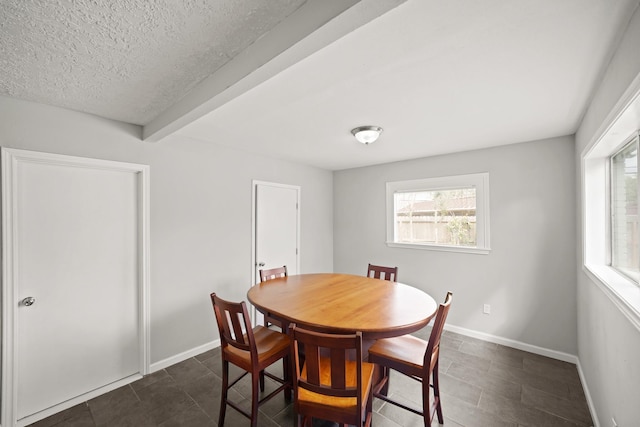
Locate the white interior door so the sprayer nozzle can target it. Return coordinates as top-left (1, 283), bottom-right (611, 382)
top-left (253, 182), bottom-right (300, 323)
top-left (2, 148), bottom-right (150, 426)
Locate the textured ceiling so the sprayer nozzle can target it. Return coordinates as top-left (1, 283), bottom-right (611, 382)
top-left (177, 0), bottom-right (640, 170)
top-left (0, 0), bottom-right (306, 125)
top-left (2, 0), bottom-right (639, 170)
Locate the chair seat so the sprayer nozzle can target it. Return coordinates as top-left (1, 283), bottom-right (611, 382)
top-left (298, 357), bottom-right (374, 414)
top-left (369, 334), bottom-right (428, 377)
top-left (225, 325), bottom-right (290, 370)
top-left (368, 292), bottom-right (452, 427)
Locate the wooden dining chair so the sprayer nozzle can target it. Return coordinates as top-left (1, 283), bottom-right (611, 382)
top-left (368, 292), bottom-right (453, 427)
top-left (367, 263), bottom-right (398, 281)
top-left (259, 265), bottom-right (288, 282)
top-left (259, 265), bottom-right (288, 329)
top-left (289, 324), bottom-right (374, 427)
top-left (210, 293), bottom-right (291, 427)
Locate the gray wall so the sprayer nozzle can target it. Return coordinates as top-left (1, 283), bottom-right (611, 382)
top-left (334, 136), bottom-right (577, 355)
top-left (575, 4), bottom-right (640, 426)
top-left (0, 96), bottom-right (334, 364)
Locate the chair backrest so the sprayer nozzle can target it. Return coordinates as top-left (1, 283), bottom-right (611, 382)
top-left (367, 263), bottom-right (398, 281)
top-left (290, 324), bottom-right (363, 401)
top-left (259, 265), bottom-right (288, 282)
top-left (210, 293), bottom-right (257, 359)
top-left (424, 292), bottom-right (453, 370)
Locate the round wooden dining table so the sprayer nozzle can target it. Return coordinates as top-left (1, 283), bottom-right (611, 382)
top-left (247, 273), bottom-right (438, 340)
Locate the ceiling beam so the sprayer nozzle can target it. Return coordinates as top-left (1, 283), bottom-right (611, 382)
top-left (143, 0), bottom-right (407, 142)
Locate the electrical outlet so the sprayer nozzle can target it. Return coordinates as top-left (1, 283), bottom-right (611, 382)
top-left (483, 304), bottom-right (491, 314)
top-left (612, 417), bottom-right (617, 427)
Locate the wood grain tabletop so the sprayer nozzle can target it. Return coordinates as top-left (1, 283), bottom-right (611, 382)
top-left (247, 273), bottom-right (437, 339)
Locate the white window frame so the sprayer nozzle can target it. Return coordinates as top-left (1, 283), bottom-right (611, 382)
top-left (386, 173), bottom-right (491, 254)
top-left (582, 81), bottom-right (640, 330)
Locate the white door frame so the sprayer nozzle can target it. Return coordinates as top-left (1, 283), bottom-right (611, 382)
top-left (1, 148), bottom-right (151, 427)
top-left (250, 180), bottom-right (300, 324)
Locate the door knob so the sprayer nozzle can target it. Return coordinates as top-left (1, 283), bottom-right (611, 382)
top-left (22, 297), bottom-right (36, 307)
top-left (257, 262), bottom-right (265, 267)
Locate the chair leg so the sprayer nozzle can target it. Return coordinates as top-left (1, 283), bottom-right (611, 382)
top-left (260, 370), bottom-right (265, 392)
top-left (365, 389), bottom-right (373, 427)
top-left (422, 376), bottom-right (431, 427)
top-left (380, 366), bottom-right (391, 396)
top-left (283, 355), bottom-right (292, 401)
top-left (433, 361), bottom-right (444, 424)
top-left (218, 360), bottom-right (229, 427)
top-left (251, 372), bottom-right (260, 427)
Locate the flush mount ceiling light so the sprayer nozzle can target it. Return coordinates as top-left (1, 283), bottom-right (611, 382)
top-left (351, 126), bottom-right (383, 144)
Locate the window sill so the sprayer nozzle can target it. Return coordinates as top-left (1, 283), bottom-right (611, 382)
top-left (386, 241), bottom-right (491, 255)
top-left (583, 264), bottom-right (640, 331)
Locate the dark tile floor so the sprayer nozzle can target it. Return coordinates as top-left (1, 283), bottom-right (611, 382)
top-left (29, 329), bottom-right (593, 427)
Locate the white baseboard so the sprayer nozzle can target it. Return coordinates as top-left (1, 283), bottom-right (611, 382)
top-left (444, 324), bottom-right (578, 364)
top-left (153, 327), bottom-right (577, 369)
top-left (576, 358), bottom-right (600, 427)
top-left (17, 373), bottom-right (143, 427)
top-left (445, 324), bottom-right (601, 426)
top-left (149, 329), bottom-right (600, 426)
top-left (18, 342), bottom-right (222, 426)
top-left (150, 339), bottom-right (221, 373)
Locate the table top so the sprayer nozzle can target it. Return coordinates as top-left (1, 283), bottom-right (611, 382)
top-left (247, 273), bottom-right (438, 339)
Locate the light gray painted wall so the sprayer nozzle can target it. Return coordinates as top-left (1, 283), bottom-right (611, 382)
top-left (575, 4), bottom-right (640, 426)
top-left (333, 137), bottom-right (577, 354)
top-left (0, 95), bottom-right (334, 364)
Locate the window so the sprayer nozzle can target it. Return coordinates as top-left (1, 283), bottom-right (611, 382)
top-left (583, 82), bottom-right (640, 328)
top-left (386, 173), bottom-right (490, 254)
top-left (611, 137), bottom-right (639, 282)
top-left (583, 125), bottom-right (640, 328)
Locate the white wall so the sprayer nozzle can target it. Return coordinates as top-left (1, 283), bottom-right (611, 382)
top-left (0, 96), bottom-right (334, 364)
top-left (575, 4), bottom-right (640, 426)
top-left (334, 136), bottom-right (577, 355)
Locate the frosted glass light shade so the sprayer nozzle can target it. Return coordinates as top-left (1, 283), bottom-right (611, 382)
top-left (351, 126), bottom-right (383, 144)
